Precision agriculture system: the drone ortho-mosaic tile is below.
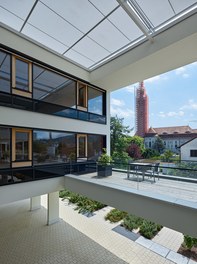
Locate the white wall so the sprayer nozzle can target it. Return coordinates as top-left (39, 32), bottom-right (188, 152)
top-left (0, 106), bottom-right (109, 136)
top-left (181, 138), bottom-right (197, 161)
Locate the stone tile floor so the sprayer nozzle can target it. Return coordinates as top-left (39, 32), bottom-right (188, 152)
top-left (0, 195), bottom-right (195, 264)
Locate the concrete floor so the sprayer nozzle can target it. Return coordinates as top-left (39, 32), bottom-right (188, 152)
top-left (0, 195), bottom-right (181, 264)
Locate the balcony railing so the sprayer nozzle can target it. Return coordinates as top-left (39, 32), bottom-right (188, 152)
top-left (0, 91), bottom-right (106, 124)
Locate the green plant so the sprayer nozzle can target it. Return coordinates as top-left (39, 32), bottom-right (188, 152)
top-left (98, 148), bottom-right (112, 165)
top-left (59, 189), bottom-right (106, 215)
top-left (183, 235), bottom-right (197, 250)
top-left (105, 209), bottom-right (128, 223)
top-left (121, 214), bottom-right (143, 231)
top-left (139, 220), bottom-right (162, 239)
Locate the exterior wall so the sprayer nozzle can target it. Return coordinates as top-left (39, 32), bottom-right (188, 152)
top-left (144, 135), bottom-right (195, 154)
top-left (181, 138), bottom-right (197, 161)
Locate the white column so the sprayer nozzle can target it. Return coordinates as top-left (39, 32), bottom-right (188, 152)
top-left (47, 191), bottom-right (59, 225)
top-left (106, 90), bottom-right (111, 155)
top-left (30, 196), bottom-right (41, 211)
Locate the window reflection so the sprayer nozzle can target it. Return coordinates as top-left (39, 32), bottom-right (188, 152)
top-left (33, 130), bottom-right (76, 164)
top-left (0, 51), bottom-right (11, 93)
top-left (15, 59), bottom-right (29, 91)
top-left (88, 135), bottom-right (105, 161)
top-left (88, 87), bottom-right (103, 115)
top-left (0, 127), bottom-right (10, 168)
top-left (33, 65), bottom-right (76, 108)
top-left (15, 132), bottom-right (29, 161)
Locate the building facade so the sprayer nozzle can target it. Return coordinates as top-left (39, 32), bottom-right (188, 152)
top-left (144, 126), bottom-right (197, 153)
top-left (180, 137), bottom-right (197, 161)
top-left (0, 45), bottom-right (108, 186)
top-left (135, 82), bottom-right (149, 138)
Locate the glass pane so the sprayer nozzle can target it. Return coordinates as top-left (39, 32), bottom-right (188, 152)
top-left (0, 127), bottom-right (10, 168)
top-left (15, 59), bottom-right (29, 91)
top-left (79, 136), bottom-right (86, 158)
top-left (78, 84), bottom-right (86, 108)
top-left (15, 132), bottom-right (29, 161)
top-left (33, 65), bottom-right (76, 108)
top-left (88, 135), bottom-right (104, 161)
top-left (33, 130), bottom-right (76, 164)
top-left (0, 51), bottom-right (11, 93)
top-left (88, 87), bottom-right (103, 115)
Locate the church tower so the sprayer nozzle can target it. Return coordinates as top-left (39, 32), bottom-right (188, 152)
top-left (135, 81), bottom-right (149, 137)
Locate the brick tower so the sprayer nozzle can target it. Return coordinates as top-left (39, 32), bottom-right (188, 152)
top-left (135, 81), bottom-right (149, 137)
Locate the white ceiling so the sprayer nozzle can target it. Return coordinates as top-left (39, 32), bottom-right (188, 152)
top-left (0, 0), bottom-right (196, 70)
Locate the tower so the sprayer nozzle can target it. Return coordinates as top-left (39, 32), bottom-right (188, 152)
top-left (135, 81), bottom-right (149, 137)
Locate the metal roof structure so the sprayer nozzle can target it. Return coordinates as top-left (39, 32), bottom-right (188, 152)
top-left (0, 0), bottom-right (197, 71)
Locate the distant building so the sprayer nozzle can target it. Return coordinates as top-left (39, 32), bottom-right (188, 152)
top-left (144, 126), bottom-right (197, 153)
top-left (135, 82), bottom-right (197, 153)
top-left (180, 137), bottom-right (197, 161)
top-left (135, 82), bottom-right (148, 137)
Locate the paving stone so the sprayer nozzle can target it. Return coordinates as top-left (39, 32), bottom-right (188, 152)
top-left (188, 259), bottom-right (197, 264)
top-left (166, 250), bottom-right (189, 264)
top-left (112, 225), bottom-right (140, 241)
top-left (150, 242), bottom-right (170, 257)
top-left (135, 236), bottom-right (154, 249)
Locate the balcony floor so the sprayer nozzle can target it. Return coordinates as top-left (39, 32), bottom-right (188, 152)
top-left (72, 170), bottom-right (197, 203)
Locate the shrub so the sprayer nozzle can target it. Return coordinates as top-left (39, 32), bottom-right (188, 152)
top-left (139, 220), bottom-right (162, 239)
top-left (183, 235), bottom-right (197, 250)
top-left (122, 214), bottom-right (143, 231)
top-left (105, 209), bottom-right (128, 223)
top-left (59, 189), bottom-right (106, 215)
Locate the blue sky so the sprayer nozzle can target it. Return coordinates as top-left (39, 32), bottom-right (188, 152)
top-left (110, 61), bottom-right (197, 134)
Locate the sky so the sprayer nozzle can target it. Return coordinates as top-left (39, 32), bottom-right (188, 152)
top-left (110, 61), bottom-right (197, 135)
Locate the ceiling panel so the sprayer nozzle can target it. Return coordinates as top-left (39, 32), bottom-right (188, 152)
top-left (108, 7), bottom-right (143, 42)
top-left (170, 0), bottom-right (197, 14)
top-left (135, 0), bottom-right (174, 27)
top-left (89, 0), bottom-right (119, 15)
top-left (71, 36), bottom-right (110, 62)
top-left (0, 6), bottom-right (23, 30)
top-left (0, 0), bottom-right (36, 19)
top-left (28, 1), bottom-right (83, 47)
top-left (22, 23), bottom-right (68, 54)
top-left (41, 0), bottom-right (104, 33)
top-left (65, 49), bottom-right (94, 68)
top-left (88, 19), bottom-right (130, 53)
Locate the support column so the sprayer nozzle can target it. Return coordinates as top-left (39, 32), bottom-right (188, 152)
top-left (106, 91), bottom-right (111, 155)
top-left (30, 196), bottom-right (41, 211)
top-left (47, 191), bottom-right (59, 225)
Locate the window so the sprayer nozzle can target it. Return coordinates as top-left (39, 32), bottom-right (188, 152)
top-left (33, 65), bottom-right (76, 109)
top-left (12, 129), bottom-right (32, 167)
top-left (190, 150), bottom-right (197, 157)
top-left (88, 87), bottom-right (103, 115)
top-left (0, 127), bottom-right (10, 168)
top-left (88, 135), bottom-right (105, 161)
top-left (77, 82), bottom-right (87, 110)
top-left (33, 130), bottom-right (76, 164)
top-left (77, 134), bottom-right (87, 160)
top-left (0, 50), bottom-right (11, 93)
top-left (12, 56), bottom-right (32, 98)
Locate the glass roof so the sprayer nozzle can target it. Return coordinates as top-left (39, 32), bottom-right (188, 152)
top-left (0, 0), bottom-right (196, 70)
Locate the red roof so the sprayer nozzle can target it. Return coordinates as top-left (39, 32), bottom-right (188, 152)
top-left (145, 125), bottom-right (197, 136)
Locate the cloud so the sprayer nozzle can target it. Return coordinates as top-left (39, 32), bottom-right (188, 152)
top-left (145, 75), bottom-right (161, 83)
top-left (175, 67), bottom-right (186, 75)
top-left (110, 105), bottom-right (134, 118)
top-left (111, 98), bottom-right (125, 107)
top-left (158, 111), bottom-right (184, 118)
top-left (124, 85), bottom-right (135, 93)
top-left (175, 66), bottom-right (190, 78)
top-left (180, 99), bottom-right (197, 110)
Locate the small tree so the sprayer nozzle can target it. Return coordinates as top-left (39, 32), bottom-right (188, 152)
top-left (127, 143), bottom-right (142, 160)
top-left (152, 136), bottom-right (165, 154)
top-left (163, 150), bottom-right (173, 162)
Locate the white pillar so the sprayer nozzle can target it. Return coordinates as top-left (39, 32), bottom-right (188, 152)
top-left (30, 196), bottom-right (41, 211)
top-left (106, 91), bottom-right (111, 155)
top-left (47, 191), bottom-right (59, 225)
